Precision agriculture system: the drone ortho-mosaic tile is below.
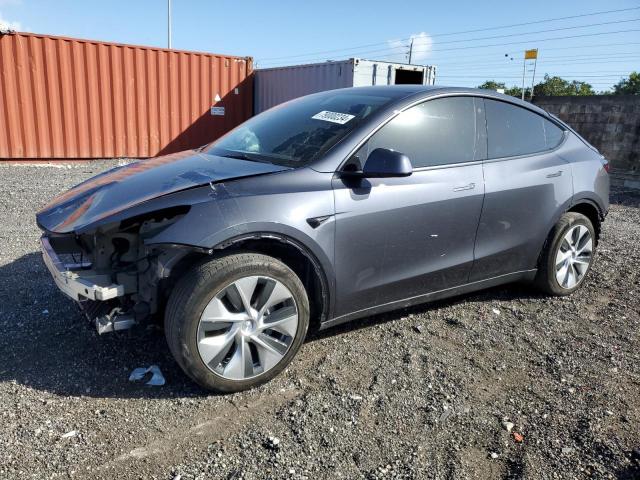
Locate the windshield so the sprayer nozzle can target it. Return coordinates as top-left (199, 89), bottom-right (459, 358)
top-left (207, 91), bottom-right (395, 167)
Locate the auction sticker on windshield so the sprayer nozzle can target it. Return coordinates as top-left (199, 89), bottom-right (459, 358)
top-left (312, 111), bottom-right (356, 124)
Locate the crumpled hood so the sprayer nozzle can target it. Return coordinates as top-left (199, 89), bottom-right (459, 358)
top-left (36, 150), bottom-right (290, 233)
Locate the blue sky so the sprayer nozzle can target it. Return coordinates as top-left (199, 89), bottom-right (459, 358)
top-left (1, 0), bottom-right (638, 91)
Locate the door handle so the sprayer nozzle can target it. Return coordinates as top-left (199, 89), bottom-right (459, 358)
top-left (546, 170), bottom-right (563, 178)
top-left (453, 182), bottom-right (475, 192)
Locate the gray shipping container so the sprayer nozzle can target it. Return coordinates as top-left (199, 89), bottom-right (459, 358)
top-left (254, 58), bottom-right (436, 114)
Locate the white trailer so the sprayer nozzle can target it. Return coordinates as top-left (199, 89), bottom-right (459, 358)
top-left (254, 58), bottom-right (437, 114)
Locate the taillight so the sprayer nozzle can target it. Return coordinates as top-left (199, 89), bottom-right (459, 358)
top-left (602, 158), bottom-right (610, 173)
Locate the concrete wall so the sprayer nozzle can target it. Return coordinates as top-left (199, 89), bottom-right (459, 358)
top-left (533, 95), bottom-right (640, 189)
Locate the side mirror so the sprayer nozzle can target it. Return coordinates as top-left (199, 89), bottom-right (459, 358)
top-left (362, 148), bottom-right (412, 178)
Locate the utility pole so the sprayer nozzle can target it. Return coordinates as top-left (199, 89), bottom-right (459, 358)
top-left (521, 53), bottom-right (526, 101)
top-left (167, 0), bottom-right (172, 49)
top-left (530, 51), bottom-right (538, 101)
top-left (408, 38), bottom-right (414, 64)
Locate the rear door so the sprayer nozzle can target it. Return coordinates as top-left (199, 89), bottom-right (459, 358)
top-left (332, 96), bottom-right (487, 318)
top-left (470, 98), bottom-right (571, 281)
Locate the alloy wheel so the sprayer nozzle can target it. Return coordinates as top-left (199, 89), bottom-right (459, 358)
top-left (555, 224), bottom-right (593, 289)
top-left (196, 275), bottom-right (299, 380)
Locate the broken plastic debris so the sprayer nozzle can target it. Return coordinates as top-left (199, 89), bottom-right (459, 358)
top-left (513, 432), bottom-right (524, 443)
top-left (128, 365), bottom-right (165, 386)
top-left (61, 430), bottom-right (77, 438)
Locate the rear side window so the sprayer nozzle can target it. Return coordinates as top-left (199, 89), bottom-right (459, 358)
top-left (485, 99), bottom-right (565, 159)
top-left (362, 96), bottom-right (486, 168)
top-left (543, 118), bottom-right (564, 149)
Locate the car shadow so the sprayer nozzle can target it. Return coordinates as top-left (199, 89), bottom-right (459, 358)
top-left (0, 252), bottom-right (209, 399)
top-left (0, 189), bottom-right (635, 399)
top-left (0, 250), bottom-right (542, 399)
top-left (306, 281), bottom-right (541, 343)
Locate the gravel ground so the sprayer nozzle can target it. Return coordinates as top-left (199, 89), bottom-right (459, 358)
top-left (0, 161), bottom-right (639, 480)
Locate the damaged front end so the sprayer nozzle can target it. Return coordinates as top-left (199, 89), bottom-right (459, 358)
top-left (36, 151), bottom-right (293, 334)
top-left (40, 206), bottom-right (193, 334)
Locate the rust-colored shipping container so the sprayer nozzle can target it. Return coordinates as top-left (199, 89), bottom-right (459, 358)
top-left (0, 32), bottom-right (253, 159)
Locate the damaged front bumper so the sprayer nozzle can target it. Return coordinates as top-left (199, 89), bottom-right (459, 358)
top-left (40, 236), bottom-right (124, 302)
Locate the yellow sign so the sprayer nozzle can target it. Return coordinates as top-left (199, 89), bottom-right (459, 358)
top-left (525, 49), bottom-right (538, 60)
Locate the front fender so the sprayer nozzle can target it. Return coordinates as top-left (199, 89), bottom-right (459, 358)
top-left (144, 177), bottom-right (337, 305)
top-left (149, 219), bottom-right (336, 283)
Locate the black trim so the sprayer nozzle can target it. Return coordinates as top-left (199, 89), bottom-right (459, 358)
top-left (212, 232), bottom-right (331, 324)
top-left (321, 269), bottom-right (537, 330)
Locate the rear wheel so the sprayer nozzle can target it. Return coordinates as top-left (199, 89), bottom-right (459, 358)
top-left (535, 212), bottom-right (596, 296)
top-left (165, 253), bottom-right (309, 392)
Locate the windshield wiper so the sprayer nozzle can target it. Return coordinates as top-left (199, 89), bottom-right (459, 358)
top-left (213, 150), bottom-right (298, 167)
top-left (218, 151), bottom-right (270, 163)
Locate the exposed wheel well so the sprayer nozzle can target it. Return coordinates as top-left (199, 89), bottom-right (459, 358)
top-left (568, 201), bottom-right (602, 244)
top-left (535, 201), bottom-right (603, 270)
top-left (215, 236), bottom-right (328, 332)
top-left (162, 236), bottom-right (329, 333)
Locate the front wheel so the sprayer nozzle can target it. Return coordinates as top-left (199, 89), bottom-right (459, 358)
top-left (535, 212), bottom-right (596, 296)
top-left (165, 253), bottom-right (309, 393)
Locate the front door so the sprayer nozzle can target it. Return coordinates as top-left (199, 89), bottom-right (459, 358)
top-left (332, 96), bottom-right (487, 318)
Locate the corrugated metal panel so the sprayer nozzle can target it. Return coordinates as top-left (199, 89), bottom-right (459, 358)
top-left (254, 58), bottom-right (436, 114)
top-left (352, 59), bottom-right (437, 87)
top-left (254, 59), bottom-right (354, 114)
top-left (0, 32), bottom-right (253, 159)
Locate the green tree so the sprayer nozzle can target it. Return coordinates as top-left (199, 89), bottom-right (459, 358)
top-left (504, 86), bottom-right (532, 98)
top-left (533, 75), bottom-right (594, 97)
top-left (477, 80), bottom-right (506, 90)
top-left (613, 72), bottom-right (640, 95)
top-left (476, 81), bottom-right (530, 98)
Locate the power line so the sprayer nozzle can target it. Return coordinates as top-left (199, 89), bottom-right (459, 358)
top-left (440, 59), bottom-right (640, 71)
top-left (440, 72), bottom-right (632, 76)
top-left (428, 50), bottom-right (640, 65)
top-left (501, 41), bottom-right (640, 55)
top-left (437, 74), bottom-right (632, 78)
top-left (376, 29), bottom-right (640, 57)
top-left (260, 28), bottom-right (640, 67)
top-left (471, 80), bottom-right (626, 84)
top-left (419, 6), bottom-right (640, 38)
top-left (423, 42), bottom-right (640, 62)
top-left (539, 52), bottom-right (640, 59)
top-left (257, 6), bottom-right (640, 62)
top-left (430, 56), bottom-right (640, 70)
top-left (410, 18), bottom-right (640, 47)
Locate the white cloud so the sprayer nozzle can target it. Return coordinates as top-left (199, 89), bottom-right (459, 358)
top-left (0, 11), bottom-right (21, 31)
top-left (387, 32), bottom-right (433, 64)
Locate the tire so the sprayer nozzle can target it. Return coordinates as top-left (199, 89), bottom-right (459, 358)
top-left (165, 252), bottom-right (309, 393)
top-left (535, 212), bottom-right (597, 296)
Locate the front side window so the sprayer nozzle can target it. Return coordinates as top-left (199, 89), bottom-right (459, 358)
top-left (485, 99), bottom-right (565, 159)
top-left (355, 96), bottom-right (485, 169)
top-left (207, 91), bottom-right (395, 167)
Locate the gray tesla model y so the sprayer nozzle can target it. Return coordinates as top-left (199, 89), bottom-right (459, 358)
top-left (37, 86), bottom-right (609, 392)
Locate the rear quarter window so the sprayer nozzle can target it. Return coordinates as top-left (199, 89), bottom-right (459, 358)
top-left (485, 99), bottom-right (565, 159)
